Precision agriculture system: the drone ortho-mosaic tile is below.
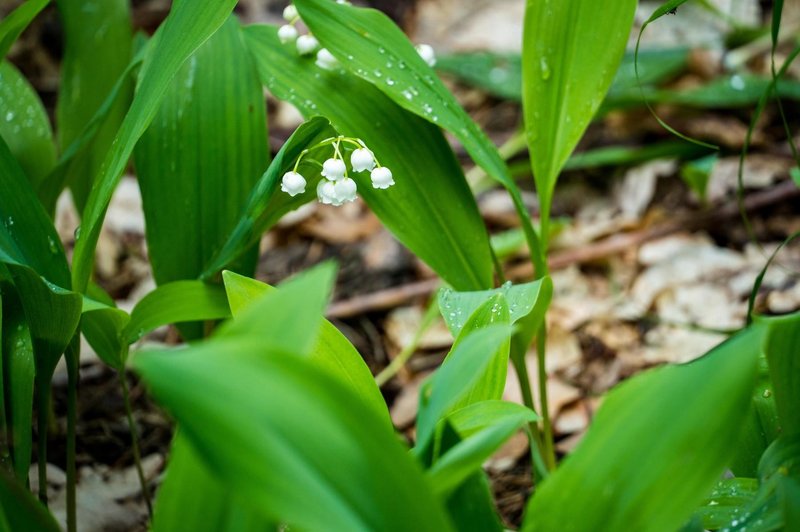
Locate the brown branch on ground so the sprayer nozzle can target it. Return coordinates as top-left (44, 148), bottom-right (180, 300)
top-left (326, 180), bottom-right (800, 319)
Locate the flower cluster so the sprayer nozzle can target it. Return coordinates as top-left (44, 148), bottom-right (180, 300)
top-left (281, 136), bottom-right (395, 206)
top-left (278, 2), bottom-right (436, 71)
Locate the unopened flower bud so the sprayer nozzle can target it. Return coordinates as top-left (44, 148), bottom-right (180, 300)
top-left (278, 24), bottom-right (298, 44)
top-left (350, 148), bottom-right (376, 172)
top-left (296, 35), bottom-right (319, 56)
top-left (371, 167), bottom-right (394, 189)
top-left (280, 171), bottom-right (306, 196)
top-left (316, 48), bottom-right (339, 70)
top-left (283, 4), bottom-right (298, 21)
top-left (321, 158), bottom-right (346, 181)
top-left (416, 44), bottom-right (436, 67)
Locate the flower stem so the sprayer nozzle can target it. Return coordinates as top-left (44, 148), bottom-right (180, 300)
top-left (36, 375), bottom-right (50, 506)
top-left (119, 372), bottom-right (152, 517)
top-left (65, 336), bottom-right (80, 532)
top-left (536, 330), bottom-right (556, 470)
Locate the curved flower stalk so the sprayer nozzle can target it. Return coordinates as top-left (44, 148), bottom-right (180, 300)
top-left (281, 136), bottom-right (395, 206)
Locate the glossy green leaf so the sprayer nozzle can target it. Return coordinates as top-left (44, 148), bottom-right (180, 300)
top-left (244, 25), bottom-right (493, 290)
top-left (72, 0), bottom-right (238, 292)
top-left (761, 313), bottom-right (800, 435)
top-left (691, 478), bottom-right (759, 530)
top-left (0, 136), bottom-right (70, 289)
top-left (522, 0), bottom-right (637, 243)
top-left (0, 288), bottom-right (34, 482)
top-left (135, 17), bottom-right (268, 288)
top-left (416, 324), bottom-right (512, 452)
top-left (221, 270), bottom-right (391, 428)
top-left (522, 324), bottom-right (764, 532)
top-left (125, 281), bottom-right (230, 344)
top-left (0, 0), bottom-right (50, 60)
top-left (135, 338), bottom-right (453, 531)
top-left (0, 471), bottom-right (60, 532)
top-left (202, 117), bottom-right (337, 279)
top-left (153, 433), bottom-right (268, 532)
top-left (55, 0), bottom-right (132, 212)
top-left (0, 61), bottom-right (56, 189)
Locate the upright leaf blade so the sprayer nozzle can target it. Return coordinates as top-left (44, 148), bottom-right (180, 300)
top-left (56, 0), bottom-right (132, 212)
top-left (522, 325), bottom-right (764, 532)
top-left (0, 0), bottom-right (50, 60)
top-left (522, 0), bottom-right (637, 243)
top-left (135, 17), bottom-right (268, 287)
top-left (244, 25), bottom-right (493, 290)
top-left (72, 0), bottom-right (238, 292)
top-left (762, 313), bottom-right (800, 435)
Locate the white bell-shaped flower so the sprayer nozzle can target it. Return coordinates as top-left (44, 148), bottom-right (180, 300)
top-left (296, 35), bottom-right (319, 56)
top-left (321, 158), bottom-right (346, 181)
top-left (333, 178), bottom-right (358, 204)
top-left (280, 171), bottom-right (306, 196)
top-left (317, 179), bottom-right (337, 205)
top-left (416, 44), bottom-right (436, 67)
top-left (283, 4), bottom-right (298, 21)
top-left (350, 148), bottom-right (376, 172)
top-left (370, 167), bottom-right (394, 189)
top-left (278, 24), bottom-right (298, 44)
top-left (316, 48), bottom-right (338, 70)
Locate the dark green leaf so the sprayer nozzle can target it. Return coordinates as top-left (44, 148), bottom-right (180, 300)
top-left (0, 471), bottom-right (59, 532)
top-left (523, 325), bottom-right (763, 532)
top-left (0, 0), bottom-right (50, 60)
top-left (243, 25), bottom-right (494, 290)
top-left (72, 0), bottom-right (238, 292)
top-left (0, 61), bottom-right (56, 190)
top-left (691, 478), bottom-right (759, 530)
top-left (56, 0), bottom-right (132, 212)
top-left (135, 17), bottom-right (268, 287)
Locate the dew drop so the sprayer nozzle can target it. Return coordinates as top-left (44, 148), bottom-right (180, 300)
top-left (422, 103), bottom-right (433, 114)
top-left (5, 111), bottom-right (14, 121)
top-left (373, 69), bottom-right (383, 78)
top-left (398, 61), bottom-right (407, 69)
top-left (540, 57), bottom-right (551, 81)
top-left (401, 89), bottom-right (414, 100)
top-left (730, 74), bottom-right (746, 91)
top-left (378, 46), bottom-right (386, 54)
top-left (48, 236), bottom-right (59, 254)
top-left (386, 78), bottom-right (396, 86)
top-left (74, 225), bottom-right (82, 240)
top-left (762, 389), bottom-right (772, 398)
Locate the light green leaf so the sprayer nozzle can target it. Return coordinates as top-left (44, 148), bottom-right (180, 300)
top-left (202, 117), bottom-right (337, 279)
top-left (691, 478), bottom-right (759, 530)
top-left (522, 324), bottom-right (763, 532)
top-left (135, 339), bottom-right (453, 531)
top-left (244, 25), bottom-right (494, 290)
top-left (125, 280), bottom-right (231, 344)
top-left (221, 270), bottom-right (391, 429)
top-left (0, 61), bottom-right (55, 190)
top-left (135, 17), bottom-right (268, 289)
top-left (522, 0), bottom-right (637, 244)
top-left (761, 313), bottom-right (800, 435)
top-left (72, 0), bottom-right (238, 292)
top-left (153, 433), bottom-right (269, 532)
top-left (56, 0), bottom-right (132, 212)
top-left (0, 0), bottom-right (50, 61)
top-left (446, 400), bottom-right (539, 439)
top-left (416, 323), bottom-right (512, 452)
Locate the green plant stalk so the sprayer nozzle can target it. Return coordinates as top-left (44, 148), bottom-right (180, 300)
top-left (120, 372), bottom-right (152, 517)
top-left (536, 329), bottom-right (556, 470)
top-left (65, 336), bottom-right (79, 532)
top-left (36, 375), bottom-right (50, 505)
top-left (511, 354), bottom-right (544, 455)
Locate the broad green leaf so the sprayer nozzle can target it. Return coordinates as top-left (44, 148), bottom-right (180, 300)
top-left (81, 297), bottom-right (130, 370)
top-left (445, 471), bottom-right (503, 532)
top-left (0, 136), bottom-right (70, 288)
top-left (125, 281), bottom-right (231, 344)
top-left (135, 17), bottom-right (268, 288)
top-left (72, 0), bottom-right (238, 292)
top-left (446, 400), bottom-right (539, 439)
top-left (293, 0), bottom-right (514, 193)
top-left (153, 433), bottom-right (268, 532)
top-left (221, 270), bottom-right (390, 428)
top-left (438, 278), bottom-right (551, 338)
top-left (522, 0), bottom-right (637, 244)
top-left (202, 117), bottom-right (337, 279)
top-left (762, 313), bottom-right (800, 435)
top-left (56, 0), bottom-right (132, 212)
top-left (0, 288), bottom-right (34, 482)
top-left (416, 324), bottom-right (512, 452)
top-left (522, 324), bottom-right (764, 532)
top-left (0, 0), bottom-right (50, 60)
top-left (0, 471), bottom-right (60, 532)
top-left (135, 339), bottom-right (453, 531)
top-left (691, 478), bottom-right (759, 530)
top-left (244, 25), bottom-right (493, 290)
top-left (0, 61), bottom-right (55, 189)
